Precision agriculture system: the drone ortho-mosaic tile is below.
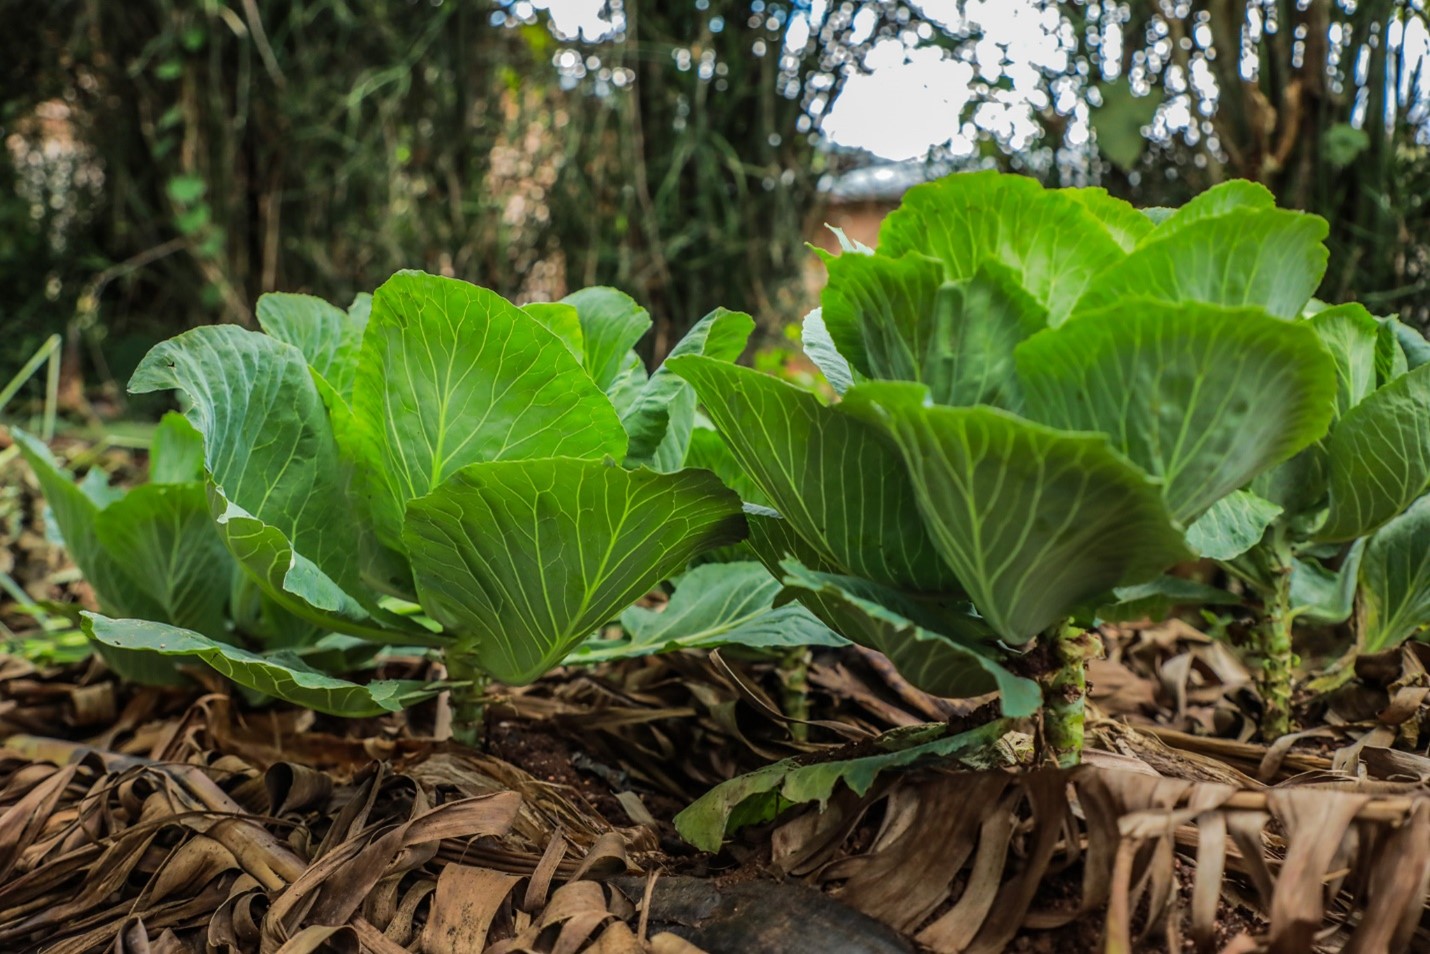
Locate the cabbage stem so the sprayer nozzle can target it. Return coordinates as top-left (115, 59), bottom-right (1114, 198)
top-left (779, 647), bottom-right (811, 742)
top-left (1041, 622), bottom-right (1099, 768)
top-left (446, 654), bottom-right (490, 747)
top-left (1254, 555), bottom-right (1296, 740)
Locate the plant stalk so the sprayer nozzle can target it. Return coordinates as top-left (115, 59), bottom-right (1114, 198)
top-left (1041, 621), bottom-right (1099, 768)
top-left (1255, 556), bottom-right (1297, 740)
top-left (779, 647), bottom-right (811, 742)
top-left (42, 335), bottom-right (60, 441)
top-left (0, 334), bottom-right (61, 417)
top-left (445, 653), bottom-right (490, 748)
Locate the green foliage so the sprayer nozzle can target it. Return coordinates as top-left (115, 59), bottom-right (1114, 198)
top-left (1072, 207), bottom-right (1329, 321)
top-left (1143, 230), bottom-right (1430, 733)
top-left (1323, 124), bottom-right (1371, 170)
top-left (1212, 350), bottom-right (1430, 735)
top-left (820, 255), bottom-right (1042, 409)
top-left (1089, 80), bottom-right (1165, 172)
top-left (1100, 577), bottom-right (1241, 624)
top-left (558, 287), bottom-right (652, 392)
top-left (777, 561), bottom-right (1041, 708)
top-left (7, 1), bottom-right (1429, 397)
top-left (800, 309), bottom-right (858, 396)
top-left (83, 614), bottom-right (436, 717)
top-left (1290, 541), bottom-right (1365, 627)
top-left (0, 1), bottom-right (567, 383)
top-left (11, 418), bottom-right (318, 683)
top-left (821, 174), bottom-right (1430, 741)
top-left (840, 382), bottom-right (1191, 643)
top-left (545, 1), bottom-right (936, 357)
top-left (1016, 302), bottom-right (1334, 522)
top-left (1029, 4), bottom-right (1430, 333)
top-left (19, 160), bottom-right (1430, 797)
top-left (670, 358), bottom-right (964, 594)
top-left (131, 323), bottom-right (391, 636)
top-left (675, 719), bottom-right (1019, 852)
top-left (257, 293), bottom-right (368, 400)
top-left (567, 562), bottom-right (845, 664)
top-left (1394, 321), bottom-right (1430, 370)
top-left (350, 272), bottom-right (629, 554)
top-left (1185, 492), bottom-right (1283, 562)
top-left (676, 172), bottom-right (1345, 762)
top-left (1058, 186), bottom-right (1155, 251)
top-left (403, 459), bottom-right (744, 684)
top-left (61, 272), bottom-right (772, 723)
top-left (878, 171), bottom-right (1123, 327)
top-left (147, 411), bottom-right (205, 484)
top-left (1306, 304), bottom-right (1380, 422)
top-left (1359, 497), bottom-right (1430, 650)
top-left (683, 424), bottom-right (770, 508)
top-left (1319, 365), bottom-right (1430, 542)
top-left (619, 307), bottom-right (755, 471)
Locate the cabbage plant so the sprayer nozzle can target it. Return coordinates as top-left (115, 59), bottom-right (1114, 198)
top-left (78, 272), bottom-right (760, 736)
top-left (11, 414), bottom-right (348, 684)
top-left (675, 173), bottom-right (1339, 763)
top-left (1195, 302), bottom-right (1430, 733)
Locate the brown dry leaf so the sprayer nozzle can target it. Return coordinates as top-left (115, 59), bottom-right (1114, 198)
top-left (829, 773), bottom-right (1011, 933)
top-left (763, 742), bottom-right (1430, 953)
top-left (647, 933), bottom-right (707, 954)
top-left (421, 865), bottom-right (523, 952)
top-left (1129, 724), bottom-right (1330, 781)
top-left (1089, 655), bottom-right (1159, 715)
top-left (1263, 787), bottom-right (1369, 952)
top-left (0, 721), bottom-right (643, 953)
top-left (1097, 619), bottom-right (1259, 740)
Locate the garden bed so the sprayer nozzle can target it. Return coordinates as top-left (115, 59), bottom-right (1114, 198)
top-left (2, 625), bottom-right (1429, 952)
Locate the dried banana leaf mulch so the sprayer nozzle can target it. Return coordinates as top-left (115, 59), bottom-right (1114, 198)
top-left (769, 748), bottom-right (1430, 953)
top-left (0, 714), bottom-right (763, 954)
top-left (5, 655), bottom-right (1430, 953)
top-left (0, 655), bottom-right (923, 954)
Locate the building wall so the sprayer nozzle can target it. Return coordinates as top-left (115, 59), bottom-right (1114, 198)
top-left (809, 198), bottom-right (892, 254)
top-left (799, 197), bottom-right (896, 307)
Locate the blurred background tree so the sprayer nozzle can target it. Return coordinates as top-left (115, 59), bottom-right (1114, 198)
top-left (0, 0), bottom-right (941, 387)
top-left (535, 0), bottom-right (947, 356)
top-left (1061, 0), bottom-right (1430, 323)
top-left (1, 0), bottom-right (1427, 401)
top-left (1, 0), bottom-right (557, 395)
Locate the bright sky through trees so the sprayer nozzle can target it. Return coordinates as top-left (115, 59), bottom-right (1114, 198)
top-left (529, 0), bottom-right (1430, 163)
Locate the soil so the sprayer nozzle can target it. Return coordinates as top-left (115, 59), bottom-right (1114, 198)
top-left (485, 714), bottom-right (640, 826)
